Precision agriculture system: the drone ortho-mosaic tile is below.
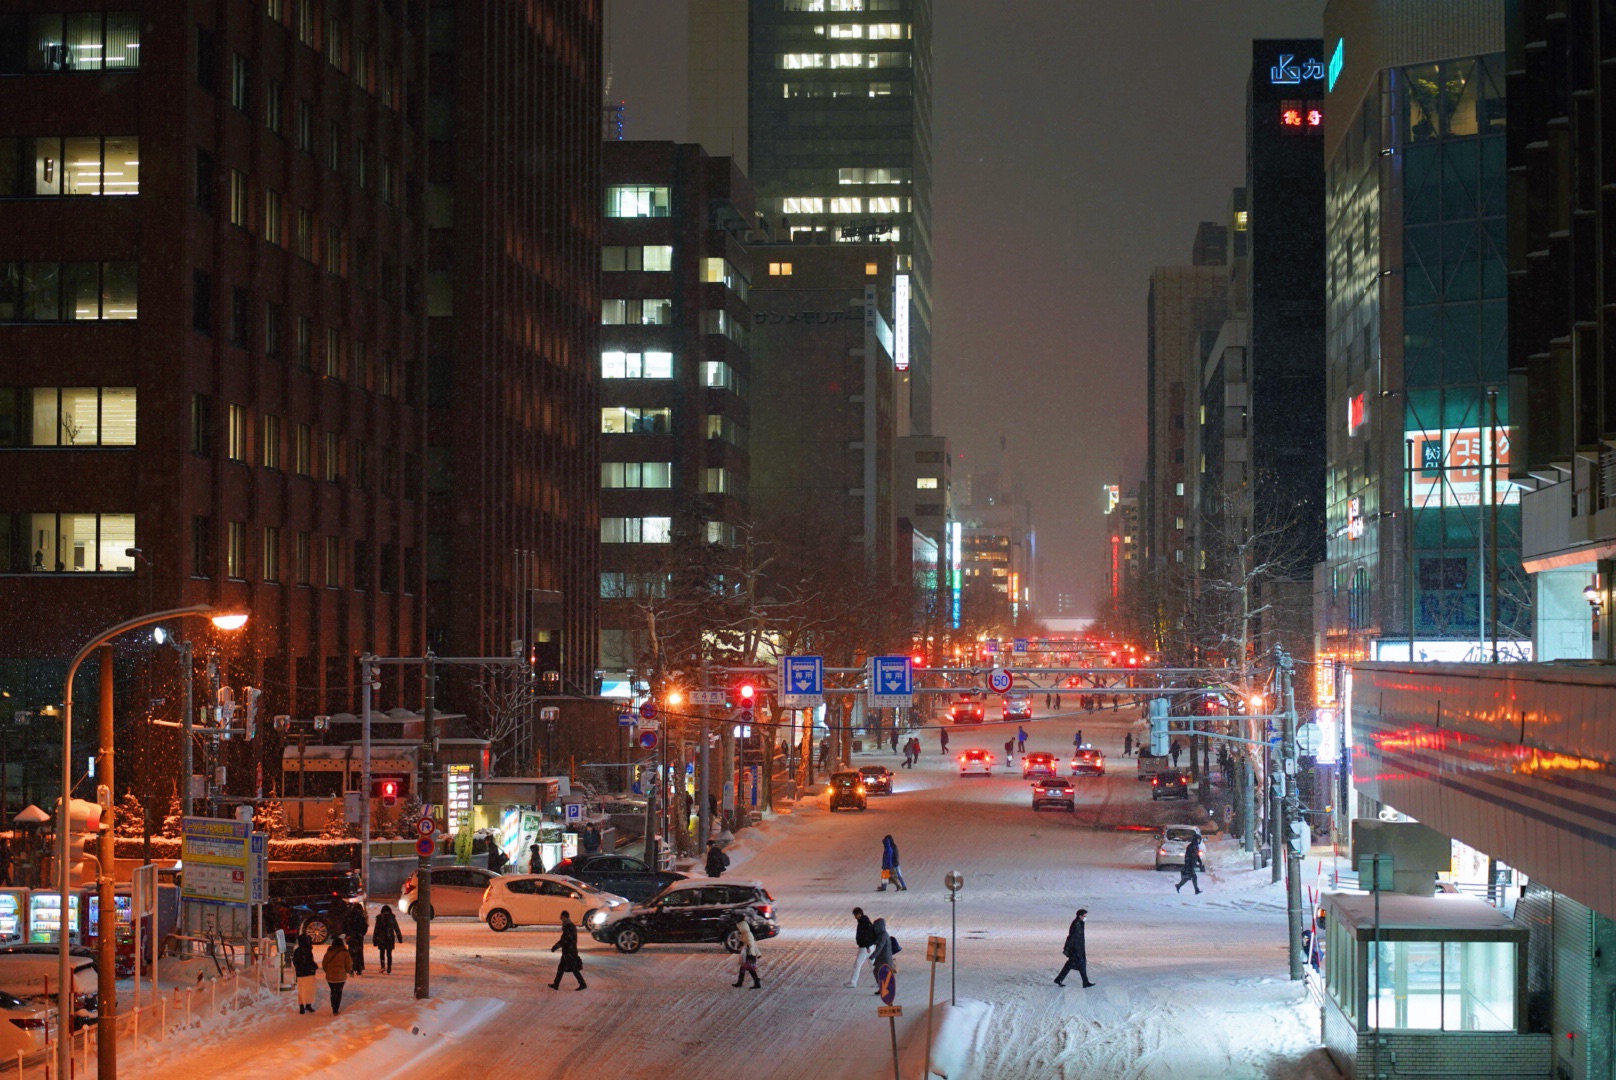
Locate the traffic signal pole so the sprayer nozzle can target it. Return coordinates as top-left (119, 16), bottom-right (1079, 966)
top-left (1280, 650), bottom-right (1304, 981)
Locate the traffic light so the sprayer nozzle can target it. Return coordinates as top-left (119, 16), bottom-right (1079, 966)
top-left (1288, 820), bottom-right (1309, 857)
top-left (912, 653), bottom-right (926, 668)
top-left (738, 683), bottom-right (755, 704)
top-left (379, 779), bottom-right (400, 807)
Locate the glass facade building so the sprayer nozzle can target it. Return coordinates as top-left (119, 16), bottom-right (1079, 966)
top-left (1319, 52), bottom-right (1522, 661)
top-left (747, 0), bottom-right (933, 434)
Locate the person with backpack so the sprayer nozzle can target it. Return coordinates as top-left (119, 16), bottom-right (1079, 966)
top-left (879, 834), bottom-right (907, 891)
top-left (846, 907), bottom-right (878, 987)
top-left (869, 917), bottom-right (901, 995)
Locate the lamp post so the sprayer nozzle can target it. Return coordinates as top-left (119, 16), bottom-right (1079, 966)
top-left (56, 604), bottom-right (247, 1080)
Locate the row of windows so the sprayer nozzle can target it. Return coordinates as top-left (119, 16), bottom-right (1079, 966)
top-left (197, 396), bottom-right (419, 497)
top-left (0, 261), bottom-right (136, 322)
top-left (776, 52), bottom-right (911, 70)
top-left (197, 515), bottom-right (413, 591)
top-left (602, 350), bottom-right (674, 379)
top-left (606, 186), bottom-right (670, 218)
top-left (601, 407), bottom-right (672, 434)
top-left (602, 461), bottom-right (673, 489)
top-left (0, 387), bottom-right (135, 447)
top-left (600, 518), bottom-right (739, 546)
top-left (781, 0), bottom-right (905, 10)
top-left (0, 136), bottom-right (139, 197)
top-left (701, 257), bottom-right (749, 299)
top-left (781, 196), bottom-right (909, 214)
top-left (602, 298), bottom-right (672, 326)
top-left (1, 511), bottom-right (133, 573)
top-left (780, 81), bottom-right (904, 99)
top-left (0, 12), bottom-right (139, 74)
top-left (702, 309), bottom-right (750, 350)
top-left (602, 245), bottom-right (673, 272)
top-left (813, 23), bottom-right (906, 38)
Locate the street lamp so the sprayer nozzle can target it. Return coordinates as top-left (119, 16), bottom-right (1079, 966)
top-left (55, 604), bottom-right (247, 1080)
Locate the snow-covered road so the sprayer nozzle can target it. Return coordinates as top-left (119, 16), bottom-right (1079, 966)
top-left (123, 705), bottom-right (1337, 1079)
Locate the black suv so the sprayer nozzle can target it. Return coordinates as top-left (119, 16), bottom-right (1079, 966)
top-left (595, 879), bottom-right (780, 954)
top-left (858, 765), bottom-right (894, 796)
top-left (827, 770), bottom-right (868, 811)
top-left (1151, 769), bottom-right (1191, 800)
top-left (549, 854), bottom-right (688, 902)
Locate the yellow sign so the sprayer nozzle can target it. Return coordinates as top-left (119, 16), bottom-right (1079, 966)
top-left (926, 935), bottom-right (946, 962)
top-left (877, 1005), bottom-right (903, 1018)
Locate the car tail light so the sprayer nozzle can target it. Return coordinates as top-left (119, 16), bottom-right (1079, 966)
top-left (758, 904), bottom-right (773, 918)
top-left (10, 1017), bottom-right (46, 1030)
top-left (958, 755), bottom-right (965, 762)
top-left (402, 879), bottom-right (416, 893)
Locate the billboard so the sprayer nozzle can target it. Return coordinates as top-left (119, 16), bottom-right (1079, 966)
top-left (1408, 427), bottom-right (1516, 508)
top-left (1104, 484), bottom-right (1120, 513)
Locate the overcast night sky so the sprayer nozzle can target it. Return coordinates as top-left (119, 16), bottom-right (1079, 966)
top-left (605, 0), bottom-right (1327, 618)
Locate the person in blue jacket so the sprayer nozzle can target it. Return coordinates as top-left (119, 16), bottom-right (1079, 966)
top-left (879, 834), bottom-right (908, 891)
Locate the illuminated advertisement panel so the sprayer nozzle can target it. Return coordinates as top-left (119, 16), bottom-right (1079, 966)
top-left (893, 275), bottom-right (910, 371)
top-left (1408, 427), bottom-right (1516, 508)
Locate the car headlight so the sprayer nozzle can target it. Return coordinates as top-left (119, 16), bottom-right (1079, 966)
top-left (587, 910), bottom-right (608, 928)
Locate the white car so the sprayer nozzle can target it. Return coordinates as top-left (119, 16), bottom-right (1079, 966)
top-left (1155, 824), bottom-right (1203, 870)
top-left (479, 873), bottom-right (631, 933)
top-left (957, 748), bottom-right (995, 776)
top-left (0, 991), bottom-right (49, 1059)
top-left (400, 866), bottom-right (503, 920)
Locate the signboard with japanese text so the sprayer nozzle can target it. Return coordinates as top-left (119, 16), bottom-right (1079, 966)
top-left (446, 764), bottom-right (475, 832)
top-left (1408, 427), bottom-right (1517, 508)
top-left (180, 817), bottom-right (264, 906)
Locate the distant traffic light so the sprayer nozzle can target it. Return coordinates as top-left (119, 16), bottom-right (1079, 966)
top-left (378, 779), bottom-right (400, 807)
top-left (1288, 821), bottom-right (1309, 857)
top-left (912, 653), bottom-right (926, 668)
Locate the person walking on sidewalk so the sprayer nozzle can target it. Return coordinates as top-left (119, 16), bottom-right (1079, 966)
top-left (705, 841), bottom-right (730, 878)
top-left (1171, 739), bottom-right (1183, 767)
top-left (939, 728), bottom-right (950, 755)
top-left (322, 935), bottom-right (353, 1014)
top-left (1016, 726), bottom-right (1028, 754)
top-left (869, 917), bottom-right (897, 995)
top-left (1123, 732), bottom-right (1133, 757)
top-left (549, 910), bottom-right (586, 990)
top-left (846, 907), bottom-right (878, 987)
top-left (1176, 833), bottom-right (1204, 895)
top-left (879, 834), bottom-right (908, 891)
top-left (343, 900), bottom-right (369, 974)
top-left (372, 905), bottom-right (403, 974)
top-left (731, 915), bottom-right (762, 989)
top-left (889, 729), bottom-right (899, 754)
top-left (1054, 909), bottom-right (1094, 988)
top-left (292, 934), bottom-right (320, 1014)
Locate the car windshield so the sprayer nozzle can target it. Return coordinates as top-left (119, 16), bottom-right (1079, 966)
top-left (1165, 827), bottom-right (1199, 843)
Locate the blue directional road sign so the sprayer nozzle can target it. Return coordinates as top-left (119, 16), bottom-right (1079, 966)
top-left (778, 655), bottom-right (824, 707)
top-left (1013, 637), bottom-right (1029, 654)
top-left (984, 639), bottom-right (1000, 654)
top-left (868, 656), bottom-right (913, 708)
top-left (875, 962), bottom-right (896, 1005)
top-left (618, 712), bottom-right (637, 727)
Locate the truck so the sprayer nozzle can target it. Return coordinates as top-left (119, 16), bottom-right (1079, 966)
top-left (1136, 753), bottom-right (1171, 780)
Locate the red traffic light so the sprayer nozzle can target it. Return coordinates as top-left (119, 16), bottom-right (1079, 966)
top-left (379, 779), bottom-right (400, 806)
top-left (912, 654), bottom-right (925, 668)
top-left (738, 683), bottom-right (755, 703)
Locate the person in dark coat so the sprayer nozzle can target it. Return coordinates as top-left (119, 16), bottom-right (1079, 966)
top-left (582, 823), bottom-right (602, 855)
top-left (868, 917), bottom-right (895, 995)
top-left (529, 841), bottom-right (545, 873)
top-left (322, 936), bottom-right (353, 1013)
top-left (291, 933), bottom-right (320, 1013)
top-left (343, 901), bottom-right (369, 974)
top-left (1177, 833), bottom-right (1204, 895)
top-left (705, 841), bottom-right (730, 878)
top-left (1123, 732), bottom-right (1133, 757)
top-left (548, 910), bottom-right (586, 990)
top-left (1171, 739), bottom-right (1183, 767)
top-left (939, 728), bottom-right (949, 755)
top-left (0, 839), bottom-right (13, 887)
top-left (878, 834), bottom-right (907, 891)
top-left (1054, 694), bottom-right (1061, 709)
top-left (846, 907), bottom-right (878, 987)
top-left (487, 844), bottom-right (507, 874)
top-left (889, 729), bottom-right (899, 754)
top-left (1054, 908), bottom-right (1094, 987)
top-left (372, 905), bottom-right (403, 973)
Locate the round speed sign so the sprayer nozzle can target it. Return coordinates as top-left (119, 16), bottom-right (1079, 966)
top-left (988, 668), bottom-right (1013, 694)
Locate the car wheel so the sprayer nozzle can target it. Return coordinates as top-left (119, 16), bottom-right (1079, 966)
top-left (302, 917), bottom-right (330, 944)
top-left (410, 904), bottom-right (434, 922)
top-left (724, 927), bottom-right (745, 953)
top-left (614, 925), bottom-right (644, 954)
top-left (486, 908), bottom-right (513, 932)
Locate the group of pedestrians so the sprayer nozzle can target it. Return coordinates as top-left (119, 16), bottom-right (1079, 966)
top-left (845, 906), bottom-right (900, 992)
top-left (291, 903), bottom-right (403, 1016)
top-left (900, 736), bottom-right (923, 767)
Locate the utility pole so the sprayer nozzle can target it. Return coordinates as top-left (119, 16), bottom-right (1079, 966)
top-left (1280, 649), bottom-right (1304, 981)
top-left (698, 661), bottom-right (711, 850)
top-left (95, 646), bottom-right (116, 1079)
top-left (360, 656), bottom-right (376, 902)
top-left (180, 640), bottom-right (194, 815)
top-left (413, 653), bottom-right (436, 999)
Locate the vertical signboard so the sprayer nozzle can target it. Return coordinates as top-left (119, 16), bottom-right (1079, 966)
top-left (446, 763), bottom-right (474, 832)
top-left (180, 817), bottom-right (263, 905)
top-left (893, 274), bottom-right (911, 371)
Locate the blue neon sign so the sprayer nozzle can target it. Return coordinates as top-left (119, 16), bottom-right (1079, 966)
top-left (1327, 39), bottom-right (1343, 92)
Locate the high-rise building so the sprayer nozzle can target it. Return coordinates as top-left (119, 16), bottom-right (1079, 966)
top-left (957, 470), bottom-right (1033, 632)
top-left (425, 2), bottom-right (602, 722)
top-left (1316, 2), bottom-right (1515, 667)
top-left (689, 0), bottom-right (934, 435)
top-left (748, 243), bottom-right (899, 575)
top-left (597, 141), bottom-right (754, 669)
top-left (1144, 233), bottom-right (1229, 657)
top-left (0, 3), bottom-right (429, 804)
top-left (894, 434), bottom-right (952, 621)
top-left (1509, 1), bottom-right (1616, 660)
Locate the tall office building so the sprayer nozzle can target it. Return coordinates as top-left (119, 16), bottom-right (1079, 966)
top-left (425, 2), bottom-right (602, 716)
top-left (689, 0), bottom-right (934, 435)
top-left (1509, 1), bottom-right (1616, 660)
top-left (0, 3), bottom-right (429, 807)
top-left (597, 141), bottom-right (754, 670)
top-left (1315, 1), bottom-right (1515, 667)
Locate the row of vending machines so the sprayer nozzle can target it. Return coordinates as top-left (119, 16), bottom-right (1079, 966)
top-left (0, 888), bottom-right (176, 977)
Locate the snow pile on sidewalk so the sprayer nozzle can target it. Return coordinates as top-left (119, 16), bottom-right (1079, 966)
top-left (894, 997), bottom-right (991, 1080)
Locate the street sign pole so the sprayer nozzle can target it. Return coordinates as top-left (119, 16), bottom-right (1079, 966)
top-left (925, 935), bottom-right (946, 1079)
top-left (944, 870), bottom-right (964, 1005)
top-left (414, 653), bottom-right (436, 1000)
top-left (888, 1010), bottom-right (901, 1080)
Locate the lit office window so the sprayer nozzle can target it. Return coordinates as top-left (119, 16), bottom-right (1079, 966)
top-left (0, 386), bottom-right (135, 447)
top-left (601, 517), bottom-right (672, 544)
top-left (2, 511), bottom-right (136, 572)
top-left (3, 12), bottom-right (141, 73)
top-left (601, 407), bottom-right (672, 434)
top-left (768, 262), bottom-right (793, 277)
top-left (601, 350), bottom-right (673, 379)
top-left (703, 468), bottom-right (729, 494)
top-left (605, 185), bottom-right (670, 218)
top-left (781, 197), bottom-right (823, 214)
top-left (601, 462), bottom-right (674, 489)
top-left (601, 298), bottom-right (672, 325)
top-left (0, 136), bottom-right (140, 196)
top-left (916, 477), bottom-right (938, 489)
